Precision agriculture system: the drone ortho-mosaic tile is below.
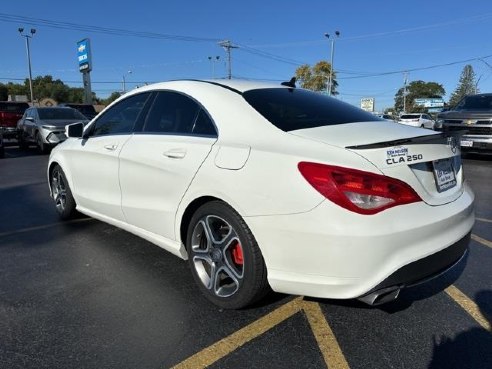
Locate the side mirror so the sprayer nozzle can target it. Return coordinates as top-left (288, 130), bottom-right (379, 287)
top-left (25, 116), bottom-right (35, 122)
top-left (66, 122), bottom-right (84, 138)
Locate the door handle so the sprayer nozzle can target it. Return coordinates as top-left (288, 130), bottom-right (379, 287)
top-left (104, 144), bottom-right (118, 151)
top-left (163, 149), bottom-right (186, 159)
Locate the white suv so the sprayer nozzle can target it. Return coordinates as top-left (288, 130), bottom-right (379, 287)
top-left (398, 113), bottom-right (435, 129)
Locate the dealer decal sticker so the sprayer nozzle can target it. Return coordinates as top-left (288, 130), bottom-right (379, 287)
top-left (386, 146), bottom-right (423, 165)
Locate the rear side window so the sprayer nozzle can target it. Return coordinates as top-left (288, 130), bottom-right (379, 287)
top-left (143, 91), bottom-right (217, 136)
top-left (243, 88), bottom-right (380, 132)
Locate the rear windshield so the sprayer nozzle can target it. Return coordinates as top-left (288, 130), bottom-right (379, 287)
top-left (455, 95), bottom-right (492, 110)
top-left (0, 102), bottom-right (29, 114)
top-left (242, 88), bottom-right (380, 132)
top-left (38, 108), bottom-right (87, 120)
top-left (400, 114), bottom-right (420, 119)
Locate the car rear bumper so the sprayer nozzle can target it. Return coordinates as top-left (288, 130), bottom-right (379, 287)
top-left (460, 135), bottom-right (492, 152)
top-left (1, 126), bottom-right (18, 138)
top-left (245, 182), bottom-right (474, 300)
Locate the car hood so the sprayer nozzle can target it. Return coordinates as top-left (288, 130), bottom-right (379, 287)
top-left (40, 119), bottom-right (89, 127)
top-left (290, 121), bottom-right (462, 206)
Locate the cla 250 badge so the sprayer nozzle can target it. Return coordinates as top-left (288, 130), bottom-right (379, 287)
top-left (386, 146), bottom-right (423, 165)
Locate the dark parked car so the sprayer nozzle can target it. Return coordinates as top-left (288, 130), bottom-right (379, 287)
top-left (17, 107), bottom-right (88, 153)
top-left (0, 101), bottom-right (30, 139)
top-left (437, 93), bottom-right (492, 153)
top-left (58, 103), bottom-right (98, 120)
top-left (0, 131), bottom-right (4, 158)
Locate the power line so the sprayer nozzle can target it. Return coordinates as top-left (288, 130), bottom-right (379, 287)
top-left (0, 12), bottom-right (220, 43)
top-left (338, 54), bottom-right (492, 80)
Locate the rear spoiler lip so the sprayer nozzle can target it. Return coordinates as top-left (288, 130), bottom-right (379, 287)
top-left (345, 131), bottom-right (467, 150)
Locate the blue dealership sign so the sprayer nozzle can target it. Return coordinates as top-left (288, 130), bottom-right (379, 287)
top-left (77, 38), bottom-right (92, 72)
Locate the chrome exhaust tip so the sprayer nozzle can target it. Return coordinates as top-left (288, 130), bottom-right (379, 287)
top-left (358, 286), bottom-right (401, 306)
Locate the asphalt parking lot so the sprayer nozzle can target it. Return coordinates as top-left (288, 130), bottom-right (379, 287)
top-left (0, 142), bottom-right (491, 369)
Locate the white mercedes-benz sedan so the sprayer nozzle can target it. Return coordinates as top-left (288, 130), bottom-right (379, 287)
top-left (48, 79), bottom-right (474, 309)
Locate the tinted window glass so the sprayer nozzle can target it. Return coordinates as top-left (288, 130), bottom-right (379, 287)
top-left (400, 115), bottom-right (420, 119)
top-left (38, 108), bottom-right (87, 120)
top-left (92, 92), bottom-right (150, 136)
top-left (143, 91), bottom-right (201, 134)
top-left (455, 95), bottom-right (492, 110)
top-left (243, 88), bottom-right (380, 132)
top-left (0, 102), bottom-right (29, 114)
top-left (191, 109), bottom-right (217, 136)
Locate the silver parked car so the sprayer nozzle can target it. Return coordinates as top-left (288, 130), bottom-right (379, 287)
top-left (17, 107), bottom-right (88, 153)
top-left (397, 113), bottom-right (435, 130)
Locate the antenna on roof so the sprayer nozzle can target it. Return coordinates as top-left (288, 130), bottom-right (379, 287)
top-left (281, 77), bottom-right (296, 88)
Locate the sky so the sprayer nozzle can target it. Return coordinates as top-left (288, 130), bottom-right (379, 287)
top-left (2, 1), bottom-right (492, 111)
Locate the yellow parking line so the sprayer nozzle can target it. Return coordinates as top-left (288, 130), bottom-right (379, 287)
top-left (445, 285), bottom-right (491, 331)
top-left (303, 301), bottom-right (350, 369)
top-left (476, 217), bottom-right (492, 223)
top-left (171, 297), bottom-right (303, 369)
top-left (172, 298), bottom-right (352, 369)
top-left (471, 234), bottom-right (492, 249)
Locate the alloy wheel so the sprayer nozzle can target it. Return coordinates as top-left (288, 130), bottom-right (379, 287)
top-left (51, 169), bottom-right (67, 212)
top-left (190, 215), bottom-right (245, 298)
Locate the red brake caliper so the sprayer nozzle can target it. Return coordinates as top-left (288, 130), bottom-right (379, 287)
top-left (231, 241), bottom-right (244, 265)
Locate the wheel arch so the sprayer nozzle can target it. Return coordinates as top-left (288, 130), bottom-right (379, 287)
top-left (179, 195), bottom-right (221, 251)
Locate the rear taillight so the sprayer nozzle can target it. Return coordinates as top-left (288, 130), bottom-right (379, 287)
top-left (298, 162), bottom-right (421, 215)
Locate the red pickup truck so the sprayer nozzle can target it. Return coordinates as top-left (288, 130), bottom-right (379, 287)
top-left (0, 102), bottom-right (30, 139)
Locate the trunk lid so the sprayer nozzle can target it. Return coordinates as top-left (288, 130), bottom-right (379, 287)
top-left (290, 121), bottom-right (463, 206)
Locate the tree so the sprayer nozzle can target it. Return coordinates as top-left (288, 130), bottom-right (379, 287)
top-left (295, 60), bottom-right (338, 95)
top-left (0, 84), bottom-right (8, 101)
top-left (101, 92), bottom-right (121, 106)
top-left (448, 65), bottom-right (479, 107)
top-left (394, 80), bottom-right (445, 113)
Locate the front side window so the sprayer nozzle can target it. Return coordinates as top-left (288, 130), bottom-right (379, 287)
top-left (243, 88), bottom-right (380, 132)
top-left (91, 92), bottom-right (151, 136)
top-left (142, 91), bottom-right (216, 136)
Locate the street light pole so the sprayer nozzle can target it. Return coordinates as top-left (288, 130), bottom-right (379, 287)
top-left (324, 31), bottom-right (340, 96)
top-left (122, 70), bottom-right (132, 93)
top-left (18, 27), bottom-right (36, 103)
top-left (208, 56), bottom-right (220, 79)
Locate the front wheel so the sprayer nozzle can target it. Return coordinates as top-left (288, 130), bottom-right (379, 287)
top-left (50, 165), bottom-right (77, 220)
top-left (187, 201), bottom-right (269, 309)
top-left (36, 132), bottom-right (49, 154)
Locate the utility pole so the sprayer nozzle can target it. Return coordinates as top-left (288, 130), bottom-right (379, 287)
top-left (219, 40), bottom-right (238, 79)
top-left (403, 72), bottom-right (408, 113)
top-left (18, 27), bottom-right (36, 104)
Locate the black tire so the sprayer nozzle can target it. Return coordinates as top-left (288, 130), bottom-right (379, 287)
top-left (18, 132), bottom-right (29, 150)
top-left (0, 146), bottom-right (4, 158)
top-left (50, 165), bottom-right (77, 220)
top-left (186, 201), bottom-right (270, 309)
top-left (36, 132), bottom-right (49, 154)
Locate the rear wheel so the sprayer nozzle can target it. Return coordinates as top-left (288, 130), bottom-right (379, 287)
top-left (187, 201), bottom-right (269, 309)
top-left (50, 165), bottom-right (77, 220)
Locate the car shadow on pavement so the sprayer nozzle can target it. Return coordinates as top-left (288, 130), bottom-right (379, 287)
top-left (428, 290), bottom-right (492, 369)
